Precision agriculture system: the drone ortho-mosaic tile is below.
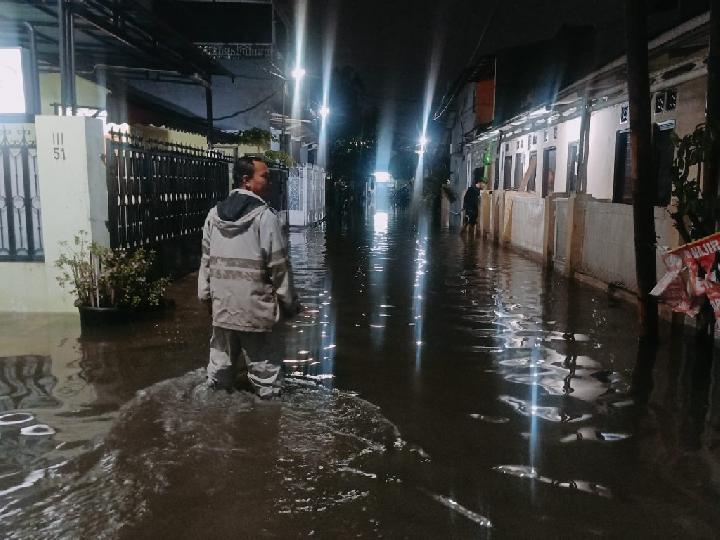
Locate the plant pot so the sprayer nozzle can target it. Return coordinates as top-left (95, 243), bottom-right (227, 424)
top-left (77, 301), bottom-right (173, 328)
top-left (78, 306), bottom-right (133, 326)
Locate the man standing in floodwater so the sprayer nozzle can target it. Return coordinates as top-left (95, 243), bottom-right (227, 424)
top-left (461, 178), bottom-right (484, 235)
top-left (198, 157), bottom-right (300, 397)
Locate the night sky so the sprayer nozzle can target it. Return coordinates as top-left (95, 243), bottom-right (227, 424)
top-left (300, 0), bottom-right (707, 142)
top-left (302, 0), bottom-right (627, 141)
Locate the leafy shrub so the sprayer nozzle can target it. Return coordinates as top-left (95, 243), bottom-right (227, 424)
top-left (56, 232), bottom-right (169, 309)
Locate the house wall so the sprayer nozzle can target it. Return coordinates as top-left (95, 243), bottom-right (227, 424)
top-left (509, 194), bottom-right (545, 254)
top-left (579, 201), bottom-right (637, 289)
top-left (0, 116), bottom-right (107, 314)
top-left (586, 104), bottom-right (624, 200)
top-left (39, 74), bottom-right (109, 115)
top-left (0, 263), bottom-right (48, 311)
top-left (664, 76), bottom-right (706, 138)
top-left (579, 203), bottom-right (679, 292)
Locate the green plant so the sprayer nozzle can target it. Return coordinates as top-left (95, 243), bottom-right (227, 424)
top-left (670, 125), bottom-right (719, 242)
top-left (264, 150), bottom-right (294, 167)
top-left (237, 128), bottom-right (272, 147)
top-left (56, 232), bottom-right (169, 309)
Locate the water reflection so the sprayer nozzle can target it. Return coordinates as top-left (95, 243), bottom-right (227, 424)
top-left (0, 210), bottom-right (719, 537)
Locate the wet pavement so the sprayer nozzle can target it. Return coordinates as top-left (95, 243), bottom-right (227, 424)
top-left (1, 209), bottom-right (719, 538)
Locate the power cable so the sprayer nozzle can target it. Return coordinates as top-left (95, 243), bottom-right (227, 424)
top-left (213, 90), bottom-right (278, 121)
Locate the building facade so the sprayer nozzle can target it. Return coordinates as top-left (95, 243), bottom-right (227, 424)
top-left (443, 11), bottom-right (711, 299)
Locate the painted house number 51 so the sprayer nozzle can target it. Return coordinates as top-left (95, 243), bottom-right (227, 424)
top-left (52, 131), bottom-right (67, 160)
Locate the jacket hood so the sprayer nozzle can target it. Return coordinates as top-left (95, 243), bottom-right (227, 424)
top-left (215, 189), bottom-right (267, 228)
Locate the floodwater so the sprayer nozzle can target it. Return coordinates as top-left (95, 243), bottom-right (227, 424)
top-left (1, 209), bottom-right (719, 538)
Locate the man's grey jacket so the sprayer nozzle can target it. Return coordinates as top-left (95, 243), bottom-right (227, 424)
top-left (198, 189), bottom-right (298, 332)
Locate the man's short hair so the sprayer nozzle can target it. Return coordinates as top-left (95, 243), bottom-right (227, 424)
top-left (233, 156), bottom-right (266, 188)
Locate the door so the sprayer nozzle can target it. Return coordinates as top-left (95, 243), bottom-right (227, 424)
top-left (542, 147), bottom-right (556, 197)
top-left (566, 142), bottom-right (579, 194)
top-left (653, 124), bottom-right (674, 206)
top-left (503, 156), bottom-right (512, 189)
top-left (513, 153), bottom-right (524, 190)
top-left (612, 131), bottom-right (632, 204)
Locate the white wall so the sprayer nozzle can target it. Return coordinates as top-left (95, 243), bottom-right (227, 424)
top-left (510, 194), bottom-right (545, 254)
top-left (586, 105), bottom-right (624, 200)
top-left (0, 263), bottom-right (48, 311)
top-left (580, 201), bottom-right (637, 289)
top-left (579, 202), bottom-right (679, 292)
top-left (0, 116), bottom-right (107, 313)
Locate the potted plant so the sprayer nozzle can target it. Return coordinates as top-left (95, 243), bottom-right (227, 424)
top-left (56, 232), bottom-right (170, 326)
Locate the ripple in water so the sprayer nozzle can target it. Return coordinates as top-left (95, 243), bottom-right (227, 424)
top-left (493, 465), bottom-right (612, 498)
top-left (19, 424), bottom-right (55, 437)
top-left (0, 413), bottom-right (34, 426)
top-left (0, 369), bottom-right (437, 539)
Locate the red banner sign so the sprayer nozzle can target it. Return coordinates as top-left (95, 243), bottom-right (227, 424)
top-left (652, 232), bottom-right (720, 319)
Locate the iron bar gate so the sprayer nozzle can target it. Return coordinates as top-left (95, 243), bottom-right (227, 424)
top-left (0, 129), bottom-right (43, 261)
top-left (106, 131), bottom-right (230, 250)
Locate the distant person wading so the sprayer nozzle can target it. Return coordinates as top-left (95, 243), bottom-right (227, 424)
top-left (198, 157), bottom-right (301, 397)
top-left (461, 178), bottom-right (484, 236)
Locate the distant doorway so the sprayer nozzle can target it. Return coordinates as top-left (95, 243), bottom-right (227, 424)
top-left (503, 156), bottom-right (512, 189)
top-left (566, 142), bottom-right (579, 194)
top-left (542, 147), bottom-right (556, 197)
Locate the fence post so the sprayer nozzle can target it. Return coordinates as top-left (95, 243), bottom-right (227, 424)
top-left (35, 116), bottom-right (107, 312)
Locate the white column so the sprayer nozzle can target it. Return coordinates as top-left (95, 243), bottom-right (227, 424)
top-left (35, 116), bottom-right (107, 312)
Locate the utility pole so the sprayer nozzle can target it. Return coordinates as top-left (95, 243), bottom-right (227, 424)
top-left (696, 0), bottom-right (720, 343)
top-left (703, 0), bottom-right (720, 231)
top-left (624, 0), bottom-right (658, 342)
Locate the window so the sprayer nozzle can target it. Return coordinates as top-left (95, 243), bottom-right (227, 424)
top-left (542, 147), bottom-right (557, 197)
top-left (543, 130), bottom-right (548, 143)
top-left (654, 89), bottom-right (677, 114)
top-left (505, 142), bottom-right (510, 152)
top-left (553, 126), bottom-right (558, 139)
top-left (528, 134), bottom-right (533, 147)
top-left (532, 134), bottom-right (537, 145)
top-left (620, 104), bottom-right (629, 123)
top-left (513, 153), bottom-right (525, 190)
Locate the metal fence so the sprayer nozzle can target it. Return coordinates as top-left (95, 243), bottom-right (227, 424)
top-left (0, 130), bottom-right (43, 261)
top-left (288, 164), bottom-right (326, 226)
top-left (106, 131), bottom-right (230, 249)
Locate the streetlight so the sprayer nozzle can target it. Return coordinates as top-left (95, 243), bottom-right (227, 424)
top-left (281, 65), bottom-right (306, 154)
top-left (418, 135), bottom-right (429, 155)
top-left (291, 66), bottom-right (306, 80)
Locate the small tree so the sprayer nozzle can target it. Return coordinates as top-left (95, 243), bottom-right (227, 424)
top-left (669, 125), bottom-right (719, 343)
top-left (669, 126), bottom-right (717, 243)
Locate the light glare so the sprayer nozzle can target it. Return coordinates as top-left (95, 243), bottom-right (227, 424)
top-left (0, 48), bottom-right (26, 114)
